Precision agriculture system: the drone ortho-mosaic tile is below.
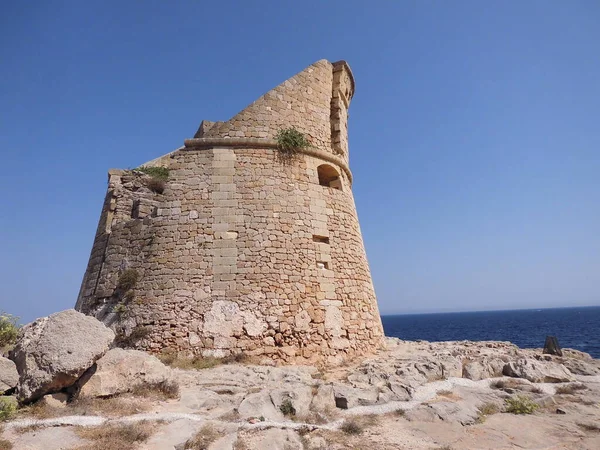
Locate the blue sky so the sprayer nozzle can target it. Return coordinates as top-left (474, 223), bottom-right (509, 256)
top-left (1, 1), bottom-right (599, 323)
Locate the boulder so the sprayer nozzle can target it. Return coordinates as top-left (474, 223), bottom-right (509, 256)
top-left (238, 391), bottom-right (284, 421)
top-left (78, 348), bottom-right (174, 398)
top-left (503, 358), bottom-right (574, 383)
top-left (332, 383), bottom-right (379, 409)
top-left (310, 384), bottom-right (336, 413)
top-left (463, 357), bottom-right (506, 381)
top-left (269, 383), bottom-right (313, 418)
top-left (12, 309), bottom-right (115, 403)
top-left (0, 356), bottom-right (18, 393)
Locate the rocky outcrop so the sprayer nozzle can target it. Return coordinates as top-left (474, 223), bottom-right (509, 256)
top-left (11, 309), bottom-right (114, 403)
top-left (78, 348), bottom-right (174, 398)
top-left (502, 358), bottom-right (574, 383)
top-left (0, 356), bottom-right (18, 393)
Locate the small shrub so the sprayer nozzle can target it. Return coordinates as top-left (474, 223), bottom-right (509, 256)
top-left (112, 303), bottom-right (127, 315)
top-left (184, 424), bottom-right (219, 449)
top-left (131, 379), bottom-right (179, 400)
top-left (116, 269), bottom-right (139, 291)
top-left (556, 383), bottom-right (586, 395)
top-left (122, 290), bottom-right (135, 303)
top-left (76, 421), bottom-right (154, 449)
top-left (279, 399), bottom-right (296, 417)
top-left (0, 312), bottom-right (19, 349)
top-left (147, 178), bottom-right (165, 194)
top-left (340, 418), bottom-right (363, 435)
top-left (0, 397), bottom-right (17, 421)
top-left (478, 402), bottom-right (500, 416)
top-left (395, 408), bottom-right (406, 416)
top-left (275, 128), bottom-right (310, 163)
top-left (135, 166), bottom-right (170, 180)
top-left (505, 395), bottom-right (539, 415)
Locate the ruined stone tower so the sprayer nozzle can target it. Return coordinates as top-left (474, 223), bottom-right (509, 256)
top-left (76, 59), bottom-right (384, 364)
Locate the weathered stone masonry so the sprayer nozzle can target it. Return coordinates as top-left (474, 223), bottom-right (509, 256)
top-left (76, 59), bottom-right (385, 365)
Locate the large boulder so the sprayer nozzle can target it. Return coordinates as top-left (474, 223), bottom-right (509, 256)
top-left (12, 309), bottom-right (114, 403)
top-left (462, 357), bottom-right (506, 381)
top-left (0, 356), bottom-right (18, 393)
top-left (238, 391), bottom-right (284, 421)
top-left (78, 348), bottom-right (174, 398)
top-left (503, 358), bottom-right (574, 383)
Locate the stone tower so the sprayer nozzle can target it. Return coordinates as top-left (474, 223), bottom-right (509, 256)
top-left (76, 59), bottom-right (384, 365)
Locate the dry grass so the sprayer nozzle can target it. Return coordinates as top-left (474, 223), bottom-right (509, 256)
top-left (76, 421), bottom-right (155, 450)
top-left (147, 178), bottom-right (166, 194)
top-left (555, 383), bottom-right (586, 395)
top-left (131, 379), bottom-right (180, 400)
top-left (577, 422), bottom-right (600, 432)
top-left (159, 351), bottom-right (249, 370)
top-left (218, 409), bottom-right (240, 422)
top-left (340, 415), bottom-right (379, 435)
top-left (490, 379), bottom-right (527, 391)
top-left (19, 395), bottom-right (150, 419)
top-left (0, 425), bottom-right (12, 450)
top-left (184, 424), bottom-right (220, 449)
top-left (476, 402), bottom-right (500, 423)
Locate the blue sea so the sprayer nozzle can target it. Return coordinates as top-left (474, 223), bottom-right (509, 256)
top-left (381, 306), bottom-right (600, 359)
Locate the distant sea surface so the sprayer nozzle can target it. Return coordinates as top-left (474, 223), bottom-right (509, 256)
top-left (381, 306), bottom-right (600, 359)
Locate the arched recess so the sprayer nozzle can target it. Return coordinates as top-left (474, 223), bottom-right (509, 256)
top-left (317, 164), bottom-right (342, 190)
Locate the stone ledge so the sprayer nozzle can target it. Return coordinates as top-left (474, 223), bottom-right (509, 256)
top-left (183, 137), bottom-right (353, 185)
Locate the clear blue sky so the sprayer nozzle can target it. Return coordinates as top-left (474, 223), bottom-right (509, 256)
top-left (1, 1), bottom-right (599, 323)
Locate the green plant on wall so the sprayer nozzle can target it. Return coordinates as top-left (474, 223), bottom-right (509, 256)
top-left (275, 127), bottom-right (310, 164)
top-left (135, 166), bottom-right (170, 180)
top-left (117, 269), bottom-right (139, 291)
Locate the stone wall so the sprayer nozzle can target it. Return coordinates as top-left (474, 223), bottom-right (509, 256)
top-left (76, 60), bottom-right (384, 365)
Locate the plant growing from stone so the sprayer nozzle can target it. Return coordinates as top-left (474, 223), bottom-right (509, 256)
top-left (135, 166), bottom-right (170, 180)
top-left (275, 127), bottom-right (310, 163)
top-left (116, 269), bottom-right (139, 292)
top-left (279, 398), bottom-right (296, 417)
top-left (504, 395), bottom-right (539, 415)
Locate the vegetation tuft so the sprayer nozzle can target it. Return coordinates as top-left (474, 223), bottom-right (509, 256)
top-left (131, 379), bottom-right (180, 400)
top-left (0, 312), bottom-right (19, 351)
top-left (275, 127), bottom-right (310, 164)
top-left (340, 418), bottom-right (363, 435)
top-left (279, 399), bottom-right (296, 417)
top-left (184, 424), bottom-right (219, 449)
top-left (0, 397), bottom-right (17, 421)
top-left (556, 383), bottom-right (586, 395)
top-left (76, 421), bottom-right (154, 450)
top-left (147, 178), bottom-right (166, 194)
top-left (504, 395), bottom-right (539, 415)
top-left (116, 269), bottom-right (139, 292)
top-left (158, 350), bottom-right (249, 370)
top-left (135, 166), bottom-right (170, 180)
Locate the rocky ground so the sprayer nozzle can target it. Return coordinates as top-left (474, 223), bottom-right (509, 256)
top-left (1, 310), bottom-right (600, 449)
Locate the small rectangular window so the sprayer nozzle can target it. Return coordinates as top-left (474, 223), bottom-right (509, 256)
top-left (313, 235), bottom-right (330, 244)
top-left (316, 261), bottom-right (329, 269)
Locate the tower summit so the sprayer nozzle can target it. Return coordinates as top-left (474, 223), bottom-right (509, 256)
top-left (76, 59), bottom-right (384, 365)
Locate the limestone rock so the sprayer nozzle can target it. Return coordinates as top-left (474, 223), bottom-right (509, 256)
top-left (238, 391), bottom-right (284, 421)
top-left (503, 358), bottom-right (574, 383)
top-left (12, 309), bottom-right (115, 403)
top-left (79, 348), bottom-right (174, 398)
top-left (40, 392), bottom-right (69, 408)
top-left (332, 383), bottom-right (379, 409)
top-left (270, 384), bottom-right (313, 418)
top-left (463, 357), bottom-right (506, 380)
top-left (0, 356), bottom-right (18, 393)
top-left (310, 383), bottom-right (336, 413)
top-left (242, 428), bottom-right (303, 450)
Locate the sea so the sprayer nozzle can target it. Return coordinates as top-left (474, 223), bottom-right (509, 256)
top-left (381, 306), bottom-right (600, 359)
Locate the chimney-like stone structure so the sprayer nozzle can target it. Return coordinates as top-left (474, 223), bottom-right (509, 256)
top-left (76, 59), bottom-right (384, 365)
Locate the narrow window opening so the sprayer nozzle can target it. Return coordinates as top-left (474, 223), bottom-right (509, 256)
top-left (313, 235), bottom-right (330, 244)
top-left (316, 261), bottom-right (329, 270)
top-left (317, 164), bottom-right (342, 190)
